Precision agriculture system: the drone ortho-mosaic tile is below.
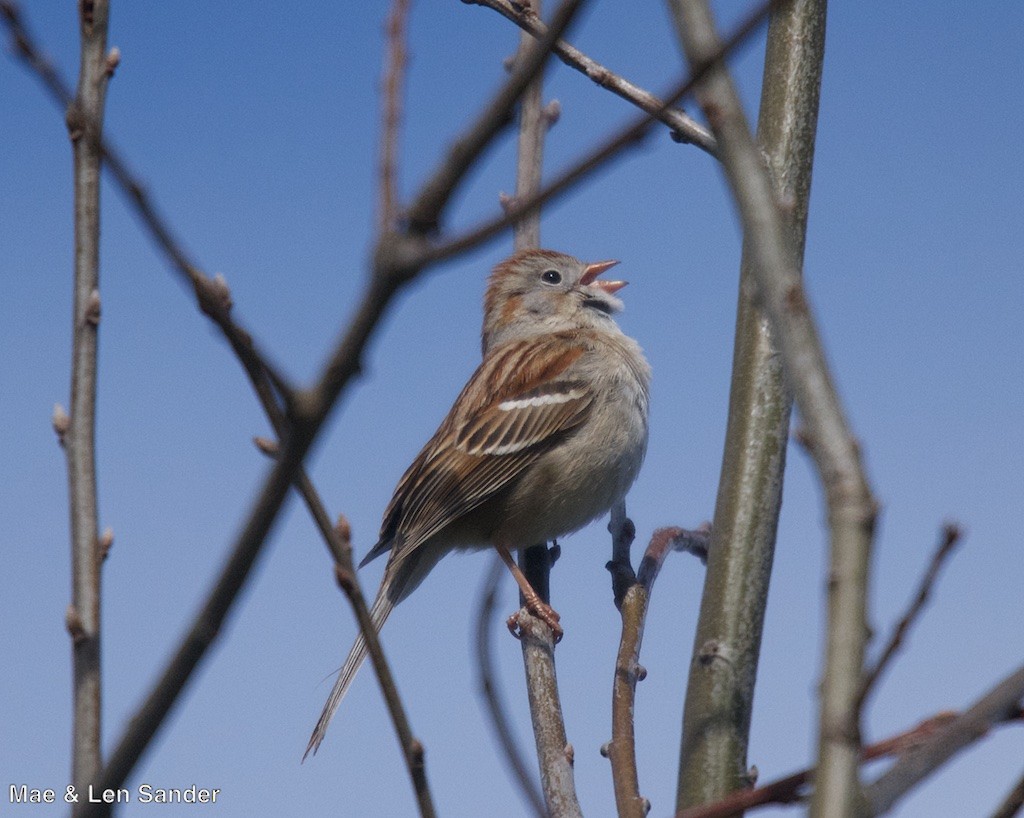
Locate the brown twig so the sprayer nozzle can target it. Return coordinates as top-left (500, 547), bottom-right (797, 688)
top-left (378, 0), bottom-right (411, 233)
top-left (857, 523), bottom-right (963, 708)
top-left (475, 558), bottom-right (546, 818)
top-left (66, 0), bottom-right (112, 793)
top-left (327, 517), bottom-right (435, 817)
top-left (676, 0), bottom-right (823, 807)
top-left (466, 0), bottom-right (717, 155)
top-left (667, 2), bottom-right (876, 816)
top-left (676, 711), bottom-right (979, 818)
top-left (606, 522), bottom-right (709, 818)
top-left (865, 667), bottom-right (1024, 815)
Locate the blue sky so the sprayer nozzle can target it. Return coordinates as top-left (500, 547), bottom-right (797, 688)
top-left (2, 2), bottom-right (1022, 816)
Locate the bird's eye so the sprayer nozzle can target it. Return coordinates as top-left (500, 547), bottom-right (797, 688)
top-left (541, 269), bottom-right (562, 285)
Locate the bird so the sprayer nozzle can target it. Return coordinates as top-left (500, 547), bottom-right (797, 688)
top-left (305, 248), bottom-right (650, 758)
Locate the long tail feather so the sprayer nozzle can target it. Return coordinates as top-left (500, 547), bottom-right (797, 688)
top-left (303, 590), bottom-right (395, 760)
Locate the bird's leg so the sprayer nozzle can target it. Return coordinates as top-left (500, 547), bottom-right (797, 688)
top-left (493, 542), bottom-right (564, 642)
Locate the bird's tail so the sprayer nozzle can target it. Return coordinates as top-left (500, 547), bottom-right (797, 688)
top-left (303, 589), bottom-right (395, 760)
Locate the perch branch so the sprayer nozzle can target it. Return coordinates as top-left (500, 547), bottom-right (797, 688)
top-left (475, 558), bottom-right (546, 818)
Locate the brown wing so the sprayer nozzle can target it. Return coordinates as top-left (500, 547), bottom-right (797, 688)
top-left (360, 333), bottom-right (593, 569)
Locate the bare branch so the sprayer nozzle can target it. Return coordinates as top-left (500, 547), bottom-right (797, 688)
top-left (517, 611), bottom-right (583, 818)
top-left (66, 0), bottom-right (112, 791)
top-left (378, 0), bottom-right (412, 233)
top-left (422, 0), bottom-right (777, 268)
top-left (858, 523), bottom-right (963, 708)
top-left (404, 0), bottom-right (589, 234)
top-left (665, 2), bottom-right (876, 815)
top-left (606, 522), bottom-right (708, 818)
top-left (864, 666), bottom-right (1024, 815)
top-left (676, 0), bottom-right (824, 807)
top-left (328, 517), bottom-right (436, 817)
top-left (475, 558), bottom-right (546, 818)
top-left (466, 0), bottom-right (717, 155)
top-left (675, 709), bottom-right (1016, 818)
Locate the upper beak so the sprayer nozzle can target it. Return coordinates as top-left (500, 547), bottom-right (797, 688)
top-left (580, 259), bottom-right (628, 294)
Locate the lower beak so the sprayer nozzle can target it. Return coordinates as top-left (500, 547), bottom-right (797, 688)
top-left (580, 259), bottom-right (628, 293)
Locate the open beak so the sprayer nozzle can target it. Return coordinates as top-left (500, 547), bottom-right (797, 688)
top-left (580, 259), bottom-right (627, 294)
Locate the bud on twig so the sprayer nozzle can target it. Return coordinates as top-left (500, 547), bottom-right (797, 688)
top-left (253, 436), bottom-right (279, 458)
top-left (52, 403), bottom-right (70, 447)
top-left (99, 527), bottom-right (114, 561)
top-left (104, 46), bottom-right (121, 77)
top-left (85, 289), bottom-right (101, 326)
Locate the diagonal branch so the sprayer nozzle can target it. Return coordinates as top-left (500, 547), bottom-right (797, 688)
top-left (421, 0), bottom-right (777, 268)
top-left (466, 0), bottom-right (717, 155)
top-left (864, 666), bottom-right (1024, 815)
top-left (677, 708), bottom-right (1024, 818)
top-left (404, 0), bottom-right (588, 233)
top-left (857, 522), bottom-right (963, 709)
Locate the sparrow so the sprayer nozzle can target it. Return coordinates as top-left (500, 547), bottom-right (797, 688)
top-left (305, 248), bottom-right (650, 757)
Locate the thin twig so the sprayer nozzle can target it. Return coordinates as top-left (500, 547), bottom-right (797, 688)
top-left (475, 558), bottom-right (546, 818)
top-left (675, 0), bottom-right (823, 807)
top-left (328, 517), bottom-right (435, 817)
top-left (378, 0), bottom-right (411, 233)
top-left (857, 523), bottom-right (963, 708)
top-left (66, 0), bottom-right (112, 792)
top-left (466, 0), bottom-right (717, 155)
top-left (605, 511), bottom-right (643, 818)
top-left (606, 522), bottom-right (709, 818)
top-left (666, 2), bottom-right (877, 816)
top-left (404, 0), bottom-right (589, 234)
top-left (420, 0), bottom-right (777, 268)
top-left (991, 768), bottom-right (1024, 818)
top-left (864, 666), bottom-right (1024, 815)
top-left (674, 709), bottom-right (1024, 818)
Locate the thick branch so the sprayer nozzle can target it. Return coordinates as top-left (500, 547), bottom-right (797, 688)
top-left (676, 0), bottom-right (825, 809)
top-left (67, 0), bottom-right (111, 791)
top-left (467, 0), bottom-right (717, 155)
top-left (666, 2), bottom-right (876, 816)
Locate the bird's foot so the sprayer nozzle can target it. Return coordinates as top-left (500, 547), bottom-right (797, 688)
top-left (506, 602), bottom-right (563, 643)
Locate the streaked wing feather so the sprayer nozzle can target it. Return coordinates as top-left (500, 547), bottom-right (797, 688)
top-left (371, 333), bottom-right (594, 570)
